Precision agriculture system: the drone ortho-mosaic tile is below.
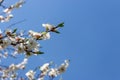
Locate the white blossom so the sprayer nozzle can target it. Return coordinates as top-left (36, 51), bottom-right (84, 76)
top-left (2, 69), bottom-right (9, 78)
top-left (26, 38), bottom-right (38, 50)
top-left (5, 29), bottom-right (12, 35)
top-left (40, 63), bottom-right (50, 76)
top-left (13, 0), bottom-right (24, 8)
top-left (16, 58), bottom-right (28, 69)
top-left (42, 24), bottom-right (54, 31)
top-left (0, 0), bottom-right (68, 79)
top-left (0, 38), bottom-right (11, 49)
top-left (0, 15), bottom-right (4, 22)
top-left (29, 30), bottom-right (42, 39)
top-left (9, 64), bottom-right (17, 71)
top-left (3, 52), bottom-right (8, 58)
top-left (57, 60), bottom-right (70, 74)
top-left (26, 70), bottom-right (35, 80)
top-left (16, 43), bottom-right (25, 53)
top-left (40, 63), bottom-right (50, 72)
top-left (42, 32), bottom-right (50, 40)
top-left (3, 6), bottom-right (14, 14)
top-left (4, 14), bottom-right (13, 22)
top-left (10, 73), bottom-right (17, 80)
top-left (48, 68), bottom-right (58, 77)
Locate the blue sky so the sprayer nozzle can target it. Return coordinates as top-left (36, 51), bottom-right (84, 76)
top-left (1, 0), bottom-right (120, 80)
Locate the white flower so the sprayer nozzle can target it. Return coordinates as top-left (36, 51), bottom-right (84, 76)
top-left (10, 73), bottom-right (17, 79)
top-left (13, 0), bottom-right (24, 8)
top-left (57, 60), bottom-right (69, 74)
top-left (16, 58), bottom-right (28, 69)
top-left (29, 30), bottom-right (50, 40)
top-left (23, 58), bottom-right (28, 64)
top-left (42, 24), bottom-right (54, 31)
top-left (4, 14), bottom-right (13, 22)
top-left (40, 63), bottom-right (50, 71)
top-left (29, 30), bottom-right (42, 39)
top-left (26, 38), bottom-right (38, 50)
top-left (5, 29), bottom-right (12, 35)
top-left (41, 32), bottom-right (50, 40)
top-left (15, 36), bottom-right (25, 42)
top-left (40, 62), bottom-right (50, 76)
top-left (9, 64), bottom-right (17, 71)
top-left (26, 70), bottom-right (35, 80)
top-left (64, 59), bottom-right (70, 66)
top-left (16, 43), bottom-right (25, 53)
top-left (3, 52), bottom-right (8, 58)
top-left (0, 15), bottom-right (4, 22)
top-left (1, 38), bottom-right (11, 49)
top-left (2, 70), bottom-right (9, 79)
top-left (48, 68), bottom-right (58, 77)
top-left (3, 6), bottom-right (14, 14)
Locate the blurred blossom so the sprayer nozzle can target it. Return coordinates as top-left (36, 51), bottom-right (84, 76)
top-left (26, 70), bottom-right (35, 80)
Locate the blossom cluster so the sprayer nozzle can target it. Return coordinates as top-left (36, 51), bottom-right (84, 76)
top-left (0, 0), bottom-right (25, 22)
top-left (26, 60), bottom-right (70, 80)
top-left (0, 22), bottom-right (69, 80)
top-left (0, 0), bottom-right (69, 80)
top-left (0, 22), bottom-right (64, 58)
top-left (0, 58), bottom-right (28, 79)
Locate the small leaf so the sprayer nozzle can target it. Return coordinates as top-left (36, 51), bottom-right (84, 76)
top-left (12, 28), bottom-right (17, 33)
top-left (57, 22), bottom-right (64, 27)
top-left (35, 51), bottom-right (44, 55)
top-left (54, 30), bottom-right (60, 34)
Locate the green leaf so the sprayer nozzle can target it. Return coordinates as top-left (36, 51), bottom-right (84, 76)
top-left (35, 51), bottom-right (44, 55)
top-left (54, 30), bottom-right (60, 34)
top-left (12, 28), bottom-right (17, 33)
top-left (57, 22), bottom-right (64, 27)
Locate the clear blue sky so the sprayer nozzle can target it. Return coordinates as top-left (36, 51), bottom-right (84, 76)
top-left (1, 0), bottom-right (120, 80)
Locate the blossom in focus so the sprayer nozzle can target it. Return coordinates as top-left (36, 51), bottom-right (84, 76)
top-left (26, 38), bottom-right (39, 51)
top-left (29, 30), bottom-right (50, 40)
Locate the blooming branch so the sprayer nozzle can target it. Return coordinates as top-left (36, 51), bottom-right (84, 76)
top-left (0, 0), bottom-right (69, 80)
